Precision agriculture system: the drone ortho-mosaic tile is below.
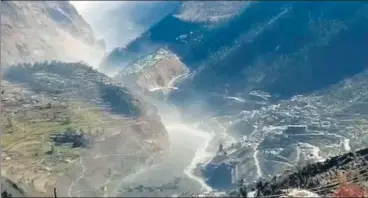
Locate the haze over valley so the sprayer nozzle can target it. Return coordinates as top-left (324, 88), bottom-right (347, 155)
top-left (1, 1), bottom-right (368, 197)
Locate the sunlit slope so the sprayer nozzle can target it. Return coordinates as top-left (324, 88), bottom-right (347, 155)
top-left (1, 61), bottom-right (169, 196)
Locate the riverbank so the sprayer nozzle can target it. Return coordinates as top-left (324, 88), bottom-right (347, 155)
top-left (111, 103), bottom-right (221, 197)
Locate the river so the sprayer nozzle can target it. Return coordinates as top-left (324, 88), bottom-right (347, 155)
top-left (114, 104), bottom-right (217, 197)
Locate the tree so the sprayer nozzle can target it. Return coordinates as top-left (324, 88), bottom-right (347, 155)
top-left (1, 191), bottom-right (13, 198)
top-left (53, 188), bottom-right (57, 198)
top-left (218, 143), bottom-right (224, 153)
top-left (239, 179), bottom-right (248, 197)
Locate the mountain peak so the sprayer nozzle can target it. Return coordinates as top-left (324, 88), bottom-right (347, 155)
top-left (1, 1), bottom-right (105, 67)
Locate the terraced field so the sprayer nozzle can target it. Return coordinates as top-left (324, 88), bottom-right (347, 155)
top-left (1, 61), bottom-right (169, 196)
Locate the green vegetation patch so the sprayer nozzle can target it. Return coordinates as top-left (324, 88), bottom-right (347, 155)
top-left (1, 101), bottom-right (116, 170)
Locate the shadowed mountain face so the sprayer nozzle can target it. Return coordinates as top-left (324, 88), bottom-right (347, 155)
top-left (101, 2), bottom-right (368, 195)
top-left (189, 1), bottom-right (368, 98)
top-left (81, 1), bottom-right (181, 52)
top-left (103, 1), bottom-right (368, 98)
top-left (99, 1), bottom-right (248, 74)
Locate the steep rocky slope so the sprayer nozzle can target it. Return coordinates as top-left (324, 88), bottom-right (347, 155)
top-left (239, 147), bottom-right (368, 197)
top-left (113, 48), bottom-right (189, 96)
top-left (1, 61), bottom-right (169, 197)
top-left (1, 1), bottom-right (105, 67)
top-left (99, 1), bottom-right (248, 74)
top-left (174, 1), bottom-right (368, 98)
top-left (105, 1), bottom-right (368, 194)
top-left (101, 1), bottom-right (368, 99)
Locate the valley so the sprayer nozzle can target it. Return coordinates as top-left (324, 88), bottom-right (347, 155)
top-left (2, 1), bottom-right (368, 197)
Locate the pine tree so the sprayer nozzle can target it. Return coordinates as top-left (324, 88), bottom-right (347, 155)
top-left (219, 143), bottom-right (224, 153)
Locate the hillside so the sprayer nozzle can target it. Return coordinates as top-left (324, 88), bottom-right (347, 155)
top-left (237, 147), bottom-right (368, 197)
top-left (2, 1), bottom-right (368, 197)
top-left (1, 61), bottom-right (169, 197)
top-left (99, 1), bottom-right (248, 74)
top-left (176, 1), bottom-right (368, 98)
top-left (101, 1), bottom-right (368, 98)
top-left (1, 1), bottom-right (105, 67)
top-left (102, 1), bottom-right (368, 195)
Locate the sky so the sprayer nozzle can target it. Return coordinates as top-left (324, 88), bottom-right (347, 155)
top-left (69, 1), bottom-right (134, 51)
top-left (69, 1), bottom-right (175, 52)
top-left (69, 1), bottom-right (179, 53)
top-left (70, 1), bottom-right (125, 15)
top-left (69, 1), bottom-right (95, 13)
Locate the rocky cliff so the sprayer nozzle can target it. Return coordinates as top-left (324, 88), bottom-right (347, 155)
top-left (113, 48), bottom-right (189, 95)
top-left (1, 1), bottom-right (105, 67)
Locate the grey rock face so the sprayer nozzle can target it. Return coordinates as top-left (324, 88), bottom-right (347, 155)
top-left (1, 1), bottom-right (105, 67)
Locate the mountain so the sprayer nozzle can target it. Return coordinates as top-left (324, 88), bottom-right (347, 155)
top-left (99, 1), bottom-right (249, 74)
top-left (3, 1), bottom-right (368, 197)
top-left (1, 2), bottom-right (170, 196)
top-left (187, 1), bottom-right (368, 98)
top-left (80, 1), bottom-right (181, 52)
top-left (101, 1), bottom-right (368, 195)
top-left (1, 1), bottom-right (105, 68)
top-left (102, 1), bottom-right (368, 98)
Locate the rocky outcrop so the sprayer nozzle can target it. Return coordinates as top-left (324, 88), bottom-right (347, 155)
top-left (238, 147), bottom-right (368, 197)
top-left (114, 48), bottom-right (189, 94)
top-left (1, 1), bottom-right (105, 67)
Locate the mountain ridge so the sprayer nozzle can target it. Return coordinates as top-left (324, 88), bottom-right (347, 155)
top-left (1, 1), bottom-right (105, 68)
